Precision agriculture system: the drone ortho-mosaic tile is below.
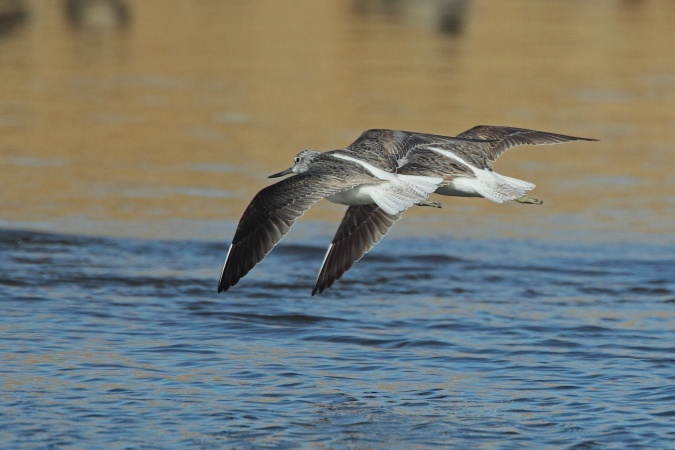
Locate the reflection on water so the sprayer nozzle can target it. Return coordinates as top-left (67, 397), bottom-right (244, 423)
top-left (65, 0), bottom-right (130, 30)
top-left (353, 0), bottom-right (471, 35)
top-left (1, 3), bottom-right (674, 446)
top-left (1, 0), bottom-right (673, 242)
top-left (0, 0), bottom-right (27, 36)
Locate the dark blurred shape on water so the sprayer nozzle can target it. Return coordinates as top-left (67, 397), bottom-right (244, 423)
top-left (353, 0), bottom-right (471, 35)
top-left (65, 0), bottom-right (130, 30)
top-left (0, 0), bottom-right (27, 36)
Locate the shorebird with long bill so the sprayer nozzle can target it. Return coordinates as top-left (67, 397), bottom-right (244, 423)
top-left (218, 126), bottom-right (597, 295)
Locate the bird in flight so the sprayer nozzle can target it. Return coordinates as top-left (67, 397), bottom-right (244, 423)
top-left (217, 126), bottom-right (597, 295)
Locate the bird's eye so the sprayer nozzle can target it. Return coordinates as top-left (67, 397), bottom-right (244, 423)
top-left (294, 156), bottom-right (300, 164)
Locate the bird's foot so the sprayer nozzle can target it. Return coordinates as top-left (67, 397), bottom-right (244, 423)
top-left (514, 195), bottom-right (543, 205)
top-left (417, 199), bottom-right (442, 208)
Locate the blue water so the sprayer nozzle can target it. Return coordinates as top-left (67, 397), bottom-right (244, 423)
top-left (2, 227), bottom-right (674, 448)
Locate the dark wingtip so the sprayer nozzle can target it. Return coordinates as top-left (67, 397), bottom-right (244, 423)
top-left (217, 280), bottom-right (227, 293)
top-left (312, 279), bottom-right (332, 296)
top-left (312, 279), bottom-right (335, 296)
top-left (218, 273), bottom-right (240, 293)
top-left (217, 273), bottom-right (226, 293)
top-left (217, 269), bottom-right (234, 294)
top-left (218, 279), bottom-right (237, 294)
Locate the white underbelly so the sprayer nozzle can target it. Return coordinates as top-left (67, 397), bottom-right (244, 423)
top-left (435, 177), bottom-right (483, 198)
top-left (326, 184), bottom-right (380, 205)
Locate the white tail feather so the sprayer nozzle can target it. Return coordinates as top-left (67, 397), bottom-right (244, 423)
top-left (369, 175), bottom-right (442, 214)
top-left (425, 146), bottom-right (536, 203)
top-left (370, 188), bottom-right (411, 214)
top-left (496, 173), bottom-right (535, 192)
top-left (470, 170), bottom-right (535, 203)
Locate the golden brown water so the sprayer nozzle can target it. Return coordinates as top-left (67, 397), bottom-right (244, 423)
top-left (3, 4), bottom-right (675, 447)
top-left (1, 0), bottom-right (673, 240)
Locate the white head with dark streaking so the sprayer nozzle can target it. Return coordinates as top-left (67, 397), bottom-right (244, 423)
top-left (268, 150), bottom-right (322, 178)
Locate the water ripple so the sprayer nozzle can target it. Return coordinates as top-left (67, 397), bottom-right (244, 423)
top-left (1, 228), bottom-right (674, 447)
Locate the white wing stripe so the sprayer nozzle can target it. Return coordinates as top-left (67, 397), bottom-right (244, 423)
top-left (331, 153), bottom-right (442, 214)
top-left (426, 146), bottom-right (478, 172)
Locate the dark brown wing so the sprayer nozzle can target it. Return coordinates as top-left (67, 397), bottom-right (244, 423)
top-left (218, 172), bottom-right (366, 293)
top-left (345, 127), bottom-right (597, 168)
top-left (312, 204), bottom-right (401, 296)
top-left (456, 125), bottom-right (598, 161)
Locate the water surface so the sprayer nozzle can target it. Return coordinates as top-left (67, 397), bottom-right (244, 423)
top-left (1, 0), bottom-right (673, 240)
top-left (2, 228), bottom-right (674, 448)
top-left (1, 0), bottom-right (675, 447)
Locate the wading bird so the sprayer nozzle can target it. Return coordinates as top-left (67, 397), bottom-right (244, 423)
top-left (218, 126), bottom-right (596, 295)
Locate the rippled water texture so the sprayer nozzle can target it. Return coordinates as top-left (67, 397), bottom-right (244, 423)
top-left (2, 0), bottom-right (675, 448)
top-left (2, 228), bottom-right (674, 448)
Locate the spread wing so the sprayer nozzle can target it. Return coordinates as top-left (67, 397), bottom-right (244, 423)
top-left (218, 172), bottom-right (368, 293)
top-left (455, 125), bottom-right (598, 161)
top-left (312, 204), bottom-right (402, 296)
top-left (387, 126), bottom-right (597, 172)
top-left (344, 127), bottom-right (596, 169)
